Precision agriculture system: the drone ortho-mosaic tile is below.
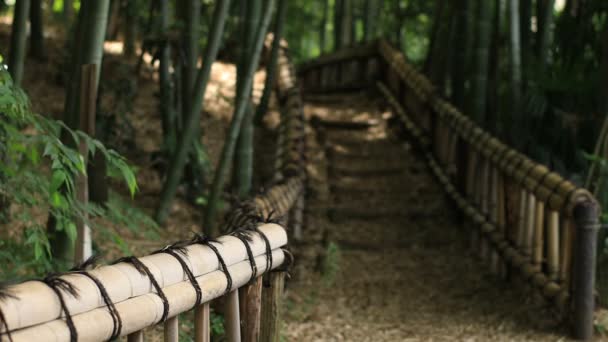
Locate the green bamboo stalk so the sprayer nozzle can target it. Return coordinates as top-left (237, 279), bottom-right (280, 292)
top-left (8, 0), bottom-right (31, 86)
top-left (509, 0), bottom-right (522, 116)
top-left (234, 0), bottom-right (262, 199)
top-left (320, 0), bottom-right (328, 52)
top-left (155, 0), bottom-right (232, 225)
top-left (159, 0), bottom-right (176, 153)
top-left (469, 0), bottom-right (496, 126)
top-left (452, 0), bottom-right (471, 109)
top-left (254, 0), bottom-right (288, 125)
top-left (29, 0), bottom-right (45, 60)
top-left (536, 0), bottom-right (555, 71)
top-left (203, 0), bottom-right (276, 236)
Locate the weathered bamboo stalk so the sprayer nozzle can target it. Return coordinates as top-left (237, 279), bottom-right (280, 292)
top-left (164, 316), bottom-right (179, 342)
top-left (194, 303), bottom-right (210, 342)
top-left (260, 272), bottom-right (284, 342)
top-left (524, 193), bottom-right (536, 259)
top-left (533, 200), bottom-right (545, 272)
top-left (225, 290), bottom-right (241, 342)
top-left (547, 210), bottom-right (560, 280)
top-left (127, 330), bottom-right (144, 342)
top-left (239, 277), bottom-right (263, 341)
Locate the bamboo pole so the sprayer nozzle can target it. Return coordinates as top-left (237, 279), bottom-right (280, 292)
top-left (560, 218), bottom-right (573, 288)
top-left (239, 277), bottom-right (263, 341)
top-left (497, 172), bottom-right (508, 278)
top-left (516, 188), bottom-right (527, 248)
top-left (128, 331), bottom-right (144, 342)
top-left (533, 200), bottom-right (545, 272)
top-left (164, 316), bottom-right (179, 342)
top-left (524, 193), bottom-right (536, 260)
top-left (479, 158), bottom-right (490, 261)
top-left (225, 290), bottom-right (241, 342)
top-left (260, 273), bottom-right (284, 342)
top-left (490, 166), bottom-right (500, 273)
top-left (194, 303), bottom-right (210, 342)
top-left (547, 210), bottom-right (560, 280)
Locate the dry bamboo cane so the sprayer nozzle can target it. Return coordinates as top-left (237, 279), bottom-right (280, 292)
top-left (164, 316), bottom-right (179, 342)
top-left (516, 188), bottom-right (527, 249)
top-left (533, 200), bottom-right (545, 272)
top-left (547, 211), bottom-right (560, 280)
top-left (127, 330), bottom-right (144, 342)
top-left (479, 158), bottom-right (490, 261)
top-left (559, 218), bottom-right (574, 289)
top-left (225, 290), bottom-right (241, 342)
top-left (260, 272), bottom-right (284, 342)
top-left (524, 193), bottom-right (536, 260)
top-left (497, 172), bottom-right (508, 278)
top-left (194, 303), bottom-right (210, 342)
top-left (239, 277), bottom-right (263, 341)
top-left (466, 148), bottom-right (479, 252)
top-left (490, 166), bottom-right (500, 274)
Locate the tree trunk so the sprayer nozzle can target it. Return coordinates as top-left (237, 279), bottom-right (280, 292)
top-left (536, 0), bottom-right (555, 71)
top-left (255, 0), bottom-right (287, 125)
top-left (320, 0), bottom-right (328, 52)
top-left (29, 0), bottom-right (45, 60)
top-left (469, 0), bottom-right (495, 125)
top-left (8, 0), bottom-right (31, 86)
top-left (203, 0), bottom-right (276, 236)
top-left (155, 0), bottom-right (231, 225)
top-left (363, 0), bottom-right (379, 42)
top-left (452, 0), bottom-right (472, 109)
top-left (234, 0), bottom-right (262, 199)
top-left (124, 0), bottom-right (137, 57)
top-left (50, 0), bottom-right (110, 265)
top-left (334, 0), bottom-right (343, 50)
top-left (509, 0), bottom-right (522, 123)
top-left (424, 0), bottom-right (446, 75)
top-left (519, 0), bottom-right (531, 81)
top-left (159, 0), bottom-right (176, 154)
top-left (63, 0), bottom-right (73, 21)
top-left (334, 0), bottom-right (352, 50)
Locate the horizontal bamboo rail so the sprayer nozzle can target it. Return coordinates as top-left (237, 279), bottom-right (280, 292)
top-left (298, 40), bottom-right (601, 341)
top-left (0, 224), bottom-right (288, 341)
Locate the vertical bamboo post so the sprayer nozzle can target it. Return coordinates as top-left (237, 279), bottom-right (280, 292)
top-left (524, 193), bottom-right (536, 260)
top-left (128, 330), bottom-right (144, 342)
top-left (489, 166), bottom-right (500, 273)
top-left (572, 201), bottom-right (599, 341)
top-left (560, 218), bottom-right (574, 290)
top-left (547, 210), bottom-right (560, 280)
top-left (240, 277), bottom-right (263, 341)
top-left (533, 200), bottom-right (545, 272)
top-left (195, 303), bottom-right (211, 342)
top-left (75, 64), bottom-right (97, 264)
top-left (164, 316), bottom-right (179, 342)
top-left (479, 158), bottom-right (490, 261)
top-left (260, 272), bottom-right (284, 342)
top-left (497, 172), bottom-right (508, 278)
top-left (515, 188), bottom-right (527, 248)
top-left (225, 290), bottom-right (241, 342)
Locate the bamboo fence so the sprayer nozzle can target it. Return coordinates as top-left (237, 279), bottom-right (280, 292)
top-left (298, 39), bottom-right (600, 341)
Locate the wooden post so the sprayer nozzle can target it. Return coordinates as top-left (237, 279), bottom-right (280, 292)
top-left (128, 330), bottom-right (144, 342)
top-left (239, 277), bottom-right (263, 341)
top-left (164, 316), bottom-right (179, 342)
top-left (195, 303), bottom-right (211, 342)
top-left (74, 64), bottom-right (97, 264)
top-left (260, 272), bottom-right (284, 342)
top-left (225, 290), bottom-right (241, 342)
top-left (547, 210), bottom-right (560, 280)
top-left (533, 200), bottom-right (545, 272)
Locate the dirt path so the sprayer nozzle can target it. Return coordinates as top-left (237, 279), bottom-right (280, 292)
top-left (285, 92), bottom-right (571, 341)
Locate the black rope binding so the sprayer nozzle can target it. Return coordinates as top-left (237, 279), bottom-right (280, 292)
top-left (231, 230), bottom-right (258, 284)
top-left (0, 284), bottom-right (16, 342)
top-left (152, 242), bottom-right (203, 309)
top-left (40, 274), bottom-right (80, 342)
top-left (112, 256), bottom-right (170, 323)
top-left (70, 256), bottom-right (122, 341)
top-left (190, 234), bottom-right (233, 294)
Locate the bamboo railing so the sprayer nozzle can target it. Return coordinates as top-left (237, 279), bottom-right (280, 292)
top-left (299, 40), bottom-right (600, 340)
top-left (0, 40), bottom-right (306, 342)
